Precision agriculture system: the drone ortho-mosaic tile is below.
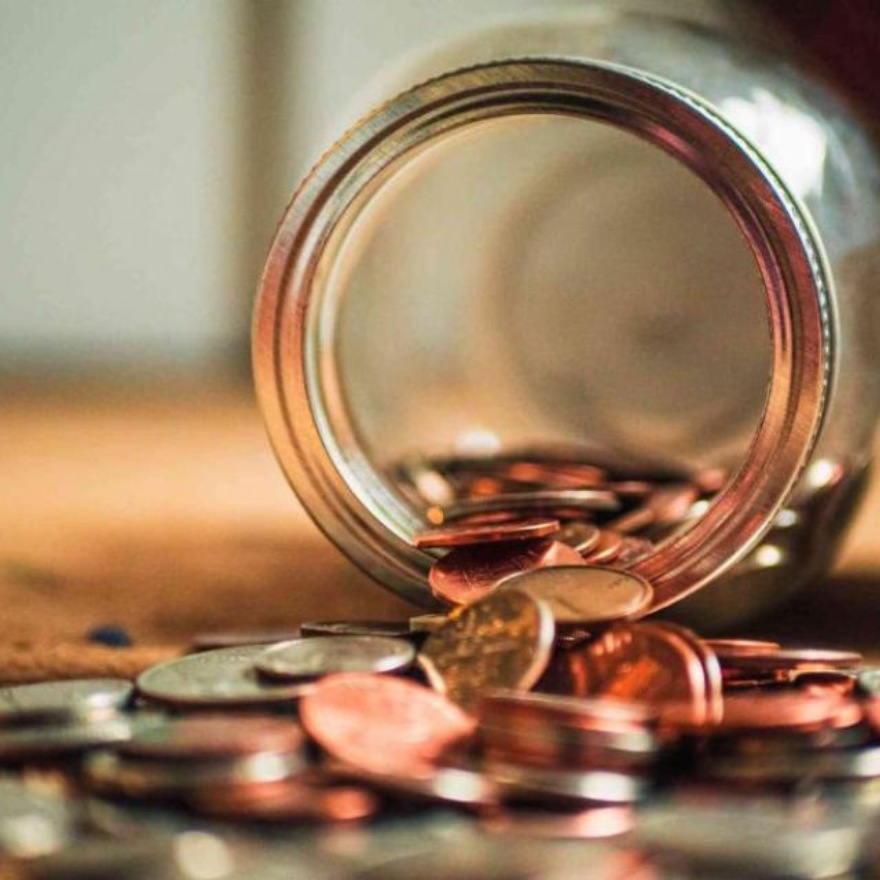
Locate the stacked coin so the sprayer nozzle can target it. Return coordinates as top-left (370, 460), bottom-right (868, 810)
top-left (84, 714), bottom-right (309, 802)
top-left (3, 559), bottom-right (880, 875)
top-left (397, 449), bottom-right (723, 581)
top-left (0, 679), bottom-right (136, 762)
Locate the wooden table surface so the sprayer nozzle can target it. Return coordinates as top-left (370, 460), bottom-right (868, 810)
top-left (2, 380), bottom-right (879, 683)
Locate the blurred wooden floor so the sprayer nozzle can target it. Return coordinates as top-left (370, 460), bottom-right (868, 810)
top-left (1, 380), bottom-right (879, 682)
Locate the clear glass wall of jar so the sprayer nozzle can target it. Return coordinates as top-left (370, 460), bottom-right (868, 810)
top-left (253, 5), bottom-right (880, 629)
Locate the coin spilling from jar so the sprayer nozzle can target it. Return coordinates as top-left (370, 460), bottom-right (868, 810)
top-left (1, 452), bottom-right (876, 878)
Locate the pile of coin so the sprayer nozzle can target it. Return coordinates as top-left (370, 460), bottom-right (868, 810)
top-left (395, 448), bottom-right (725, 584)
top-left (0, 447), bottom-right (877, 877)
top-left (0, 588), bottom-right (878, 877)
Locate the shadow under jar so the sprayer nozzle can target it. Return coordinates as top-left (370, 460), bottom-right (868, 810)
top-left (253, 7), bottom-right (880, 630)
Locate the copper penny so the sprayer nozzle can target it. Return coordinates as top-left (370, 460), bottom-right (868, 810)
top-left (497, 461), bottom-right (606, 490)
top-left (118, 714), bottom-right (305, 760)
top-left (791, 670), bottom-right (855, 694)
top-left (554, 521), bottom-right (601, 555)
top-left (414, 517), bottom-right (561, 549)
top-left (613, 537), bottom-right (655, 568)
top-left (419, 589), bottom-right (555, 711)
top-left (497, 565), bottom-right (653, 626)
top-left (704, 639), bottom-right (782, 657)
top-left (716, 692), bottom-right (860, 734)
top-left (299, 673), bottom-right (475, 777)
top-left (480, 690), bottom-right (656, 730)
top-left (716, 647), bottom-right (863, 674)
top-left (567, 622), bottom-right (722, 728)
top-left (441, 489), bottom-right (620, 523)
top-left (428, 538), bottom-right (584, 605)
top-left (581, 530), bottom-right (624, 565)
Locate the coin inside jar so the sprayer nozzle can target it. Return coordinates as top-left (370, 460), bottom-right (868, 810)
top-left (255, 636), bottom-right (415, 680)
top-left (428, 538), bottom-right (584, 606)
top-left (414, 517), bottom-right (562, 549)
top-left (497, 566), bottom-right (654, 626)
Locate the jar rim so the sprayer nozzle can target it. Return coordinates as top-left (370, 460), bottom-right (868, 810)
top-left (253, 58), bottom-right (833, 612)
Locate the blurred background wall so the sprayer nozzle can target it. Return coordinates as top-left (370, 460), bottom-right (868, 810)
top-left (1, 0), bottom-right (744, 382)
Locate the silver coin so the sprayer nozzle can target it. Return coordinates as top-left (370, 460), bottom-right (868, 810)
top-left (497, 565), bottom-right (654, 625)
top-left (136, 645), bottom-right (312, 707)
top-left (300, 621), bottom-right (412, 639)
top-left (0, 779), bottom-right (73, 858)
top-left (84, 749), bottom-right (303, 799)
top-left (483, 759), bottom-right (645, 805)
top-left (0, 715), bottom-right (137, 760)
top-left (333, 763), bottom-right (498, 809)
top-left (0, 679), bottom-right (133, 721)
top-left (256, 636), bottom-right (415, 680)
top-left (857, 668), bottom-right (880, 696)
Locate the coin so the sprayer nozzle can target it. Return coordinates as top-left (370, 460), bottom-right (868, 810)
top-left (703, 639), bottom-right (782, 657)
top-left (429, 538), bottom-right (584, 605)
top-left (484, 760), bottom-right (646, 805)
top-left (553, 521), bottom-right (601, 555)
top-left (189, 630), bottom-right (302, 652)
top-left (414, 517), bottom-right (561, 549)
top-left (440, 489), bottom-right (620, 523)
top-left (497, 565), bottom-right (653, 626)
top-left (419, 589), bottom-right (555, 711)
top-left (299, 673), bottom-right (475, 777)
top-left (0, 779), bottom-right (73, 858)
top-left (581, 530), bottom-right (624, 564)
top-left (717, 647), bottom-right (863, 675)
top-left (857, 668), bottom-right (880, 697)
top-left (409, 613), bottom-right (449, 633)
top-left (0, 714), bottom-right (138, 760)
top-left (187, 779), bottom-right (379, 823)
top-left (136, 645), bottom-right (312, 708)
top-left (332, 763), bottom-right (499, 809)
top-left (0, 679), bottom-right (133, 719)
top-left (299, 620), bottom-right (412, 639)
top-left (117, 714), bottom-right (305, 760)
top-left (567, 622), bottom-right (722, 727)
top-left (84, 749), bottom-right (302, 799)
top-left (255, 636), bottom-right (415, 679)
top-left (716, 693), bottom-right (861, 734)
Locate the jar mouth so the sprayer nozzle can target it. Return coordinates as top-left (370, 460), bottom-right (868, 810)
top-left (253, 58), bottom-right (833, 612)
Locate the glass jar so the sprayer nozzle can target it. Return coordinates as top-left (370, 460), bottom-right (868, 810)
top-left (253, 4), bottom-right (880, 630)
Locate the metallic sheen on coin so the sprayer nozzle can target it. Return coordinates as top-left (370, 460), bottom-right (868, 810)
top-left (419, 589), bottom-right (555, 711)
top-left (429, 538), bottom-right (584, 605)
top-left (136, 645), bottom-right (311, 708)
top-left (0, 679), bottom-right (133, 719)
top-left (497, 565), bottom-right (654, 626)
top-left (414, 517), bottom-right (561, 549)
top-left (255, 636), bottom-right (415, 680)
top-left (300, 673), bottom-right (475, 777)
top-left (567, 622), bottom-right (722, 727)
